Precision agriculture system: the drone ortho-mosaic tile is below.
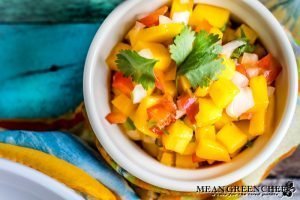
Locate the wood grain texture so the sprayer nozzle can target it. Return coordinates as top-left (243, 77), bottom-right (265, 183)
top-left (0, 0), bottom-right (123, 23)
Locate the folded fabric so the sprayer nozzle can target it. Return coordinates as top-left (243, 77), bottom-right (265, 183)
top-left (0, 130), bottom-right (139, 200)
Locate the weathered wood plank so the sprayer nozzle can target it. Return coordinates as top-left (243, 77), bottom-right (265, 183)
top-left (0, 0), bottom-right (123, 23)
top-left (0, 24), bottom-right (99, 118)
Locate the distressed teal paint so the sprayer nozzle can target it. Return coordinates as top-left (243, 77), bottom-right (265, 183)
top-left (0, 131), bottom-right (139, 200)
top-left (0, 24), bottom-right (99, 118)
top-left (0, 0), bottom-right (123, 23)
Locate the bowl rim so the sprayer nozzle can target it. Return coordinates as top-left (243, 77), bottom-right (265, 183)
top-left (84, 0), bottom-right (298, 191)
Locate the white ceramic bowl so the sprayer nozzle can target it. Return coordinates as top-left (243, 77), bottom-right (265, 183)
top-left (84, 0), bottom-right (298, 192)
top-left (0, 159), bottom-right (84, 200)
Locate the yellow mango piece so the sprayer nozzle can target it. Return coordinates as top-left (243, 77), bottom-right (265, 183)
top-left (165, 62), bottom-right (177, 81)
top-left (195, 86), bottom-right (209, 97)
top-left (134, 42), bottom-right (171, 71)
top-left (249, 76), bottom-right (269, 112)
top-left (190, 4), bottom-right (230, 28)
top-left (142, 142), bottom-right (159, 158)
top-left (216, 123), bottom-right (248, 154)
top-left (106, 43), bottom-right (131, 71)
top-left (223, 27), bottom-right (236, 43)
top-left (218, 56), bottom-right (236, 80)
top-left (210, 27), bottom-right (223, 40)
top-left (236, 24), bottom-right (258, 44)
top-left (170, 0), bottom-right (193, 17)
top-left (195, 126), bottom-right (216, 141)
top-left (163, 120), bottom-right (193, 154)
top-left (164, 81), bottom-right (177, 97)
top-left (126, 24), bottom-right (142, 46)
top-left (265, 94), bottom-right (276, 134)
top-left (235, 121), bottom-right (255, 141)
top-left (136, 23), bottom-right (184, 43)
top-left (0, 143), bottom-right (115, 200)
top-left (160, 152), bottom-right (174, 166)
top-left (209, 79), bottom-right (239, 109)
top-left (112, 94), bottom-right (136, 117)
top-left (196, 139), bottom-right (230, 162)
top-left (178, 76), bottom-right (192, 94)
top-left (196, 98), bottom-right (223, 127)
top-left (249, 109), bottom-right (266, 136)
top-left (132, 96), bottom-right (161, 137)
top-left (176, 154), bottom-right (198, 168)
top-left (183, 116), bottom-right (196, 130)
top-left (182, 142), bottom-right (197, 155)
top-left (215, 112), bottom-right (235, 130)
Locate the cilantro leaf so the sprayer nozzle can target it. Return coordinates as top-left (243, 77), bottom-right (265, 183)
top-left (116, 50), bottom-right (157, 89)
top-left (177, 31), bottom-right (224, 88)
top-left (170, 26), bottom-right (195, 66)
top-left (231, 29), bottom-right (256, 59)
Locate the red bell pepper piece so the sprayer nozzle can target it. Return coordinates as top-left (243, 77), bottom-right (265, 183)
top-left (257, 54), bottom-right (282, 85)
top-left (186, 102), bottom-right (199, 124)
top-left (112, 72), bottom-right (134, 96)
top-left (147, 96), bottom-right (176, 130)
top-left (139, 6), bottom-right (168, 27)
top-left (177, 93), bottom-right (198, 123)
top-left (236, 64), bottom-right (248, 77)
top-left (106, 112), bottom-right (127, 124)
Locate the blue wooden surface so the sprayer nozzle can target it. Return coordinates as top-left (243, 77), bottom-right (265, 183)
top-left (0, 24), bottom-right (99, 118)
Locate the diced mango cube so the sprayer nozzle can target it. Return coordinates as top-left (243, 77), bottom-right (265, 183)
top-left (112, 94), bottom-right (136, 116)
top-left (195, 86), bottom-right (209, 97)
top-left (106, 43), bottom-right (131, 70)
top-left (178, 76), bottom-right (192, 94)
top-left (164, 81), bottom-right (177, 97)
top-left (218, 57), bottom-right (236, 80)
top-left (134, 42), bottom-right (171, 71)
top-left (182, 142), bottom-right (197, 155)
top-left (235, 121), bottom-right (255, 141)
top-left (136, 23), bottom-right (184, 43)
top-left (196, 98), bottom-right (223, 127)
top-left (160, 152), bottom-right (174, 166)
top-left (209, 79), bottom-right (239, 108)
top-left (265, 94), bottom-right (276, 134)
top-left (223, 27), bottom-right (236, 43)
top-left (236, 24), bottom-right (258, 44)
top-left (249, 109), bottom-right (266, 136)
top-left (132, 96), bottom-right (161, 137)
top-left (190, 4), bottom-right (230, 28)
top-left (170, 0), bottom-right (193, 17)
top-left (196, 139), bottom-right (230, 162)
top-left (216, 123), bottom-right (248, 154)
top-left (142, 142), bottom-right (159, 158)
top-left (195, 126), bottom-right (216, 141)
top-left (249, 76), bottom-right (269, 112)
top-left (176, 154), bottom-right (198, 168)
top-left (126, 24), bottom-right (142, 46)
top-left (164, 62), bottom-right (177, 81)
top-left (215, 112), bottom-right (235, 130)
top-left (163, 120), bottom-right (193, 154)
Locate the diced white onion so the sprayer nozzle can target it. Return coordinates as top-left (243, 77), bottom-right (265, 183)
top-left (231, 71), bottom-right (249, 88)
top-left (175, 110), bottom-right (186, 119)
top-left (135, 21), bottom-right (146, 29)
top-left (268, 86), bottom-right (275, 97)
top-left (226, 87), bottom-right (255, 118)
top-left (138, 49), bottom-right (153, 59)
top-left (241, 53), bottom-right (259, 65)
top-left (221, 40), bottom-right (246, 58)
top-left (159, 15), bottom-right (173, 25)
top-left (132, 84), bottom-right (147, 104)
top-left (126, 130), bottom-right (142, 141)
top-left (246, 67), bottom-right (260, 78)
top-left (172, 11), bottom-right (190, 25)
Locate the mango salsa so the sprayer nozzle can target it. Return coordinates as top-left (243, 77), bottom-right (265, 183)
top-left (136, 23), bottom-right (184, 43)
top-left (112, 94), bottom-right (136, 116)
top-left (160, 152), bottom-right (174, 166)
top-left (178, 76), bottom-right (192, 94)
top-left (249, 110), bottom-right (266, 136)
top-left (195, 126), bottom-right (216, 141)
top-left (170, 0), bottom-right (193, 17)
top-left (163, 120), bottom-right (193, 154)
top-left (216, 123), bottom-right (248, 154)
top-left (106, 43), bottom-right (131, 70)
top-left (190, 4), bottom-right (230, 28)
top-left (249, 76), bottom-right (269, 112)
top-left (219, 57), bottom-right (236, 80)
top-left (196, 98), bottom-right (223, 127)
top-left (209, 79), bottom-right (240, 109)
top-left (176, 154), bottom-right (198, 168)
top-left (134, 42), bottom-right (171, 71)
top-left (196, 139), bottom-right (230, 162)
top-left (236, 24), bottom-right (258, 44)
top-left (195, 86), bottom-right (209, 97)
top-left (182, 142), bottom-right (197, 155)
top-left (215, 112), bottom-right (235, 130)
